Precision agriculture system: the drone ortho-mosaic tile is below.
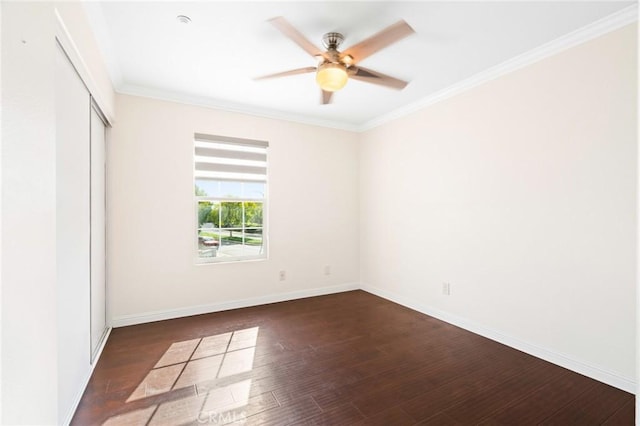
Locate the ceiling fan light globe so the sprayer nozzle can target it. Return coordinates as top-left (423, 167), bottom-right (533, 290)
top-left (316, 64), bottom-right (348, 92)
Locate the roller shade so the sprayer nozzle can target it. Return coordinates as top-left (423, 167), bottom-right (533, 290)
top-left (194, 134), bottom-right (268, 183)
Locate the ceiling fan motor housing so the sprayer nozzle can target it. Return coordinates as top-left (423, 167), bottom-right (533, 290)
top-left (322, 32), bottom-right (345, 51)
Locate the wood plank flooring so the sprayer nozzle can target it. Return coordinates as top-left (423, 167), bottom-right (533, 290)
top-left (72, 290), bottom-right (634, 425)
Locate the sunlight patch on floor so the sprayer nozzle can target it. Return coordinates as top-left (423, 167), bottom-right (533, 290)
top-left (111, 327), bottom-right (259, 425)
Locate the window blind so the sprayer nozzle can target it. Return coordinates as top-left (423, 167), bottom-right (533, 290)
top-left (194, 133), bottom-right (268, 183)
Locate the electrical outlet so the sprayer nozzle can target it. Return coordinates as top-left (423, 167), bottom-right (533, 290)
top-left (442, 282), bottom-right (451, 296)
top-left (279, 270), bottom-right (286, 281)
top-left (324, 265), bottom-right (331, 276)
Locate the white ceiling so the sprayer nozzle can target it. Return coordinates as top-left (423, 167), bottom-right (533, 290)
top-left (85, 1), bottom-right (634, 130)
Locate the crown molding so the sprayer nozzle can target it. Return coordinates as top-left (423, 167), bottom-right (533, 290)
top-left (357, 3), bottom-right (638, 132)
top-left (116, 84), bottom-right (362, 132)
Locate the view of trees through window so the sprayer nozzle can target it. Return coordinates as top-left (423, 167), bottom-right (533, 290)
top-left (196, 184), bottom-right (265, 260)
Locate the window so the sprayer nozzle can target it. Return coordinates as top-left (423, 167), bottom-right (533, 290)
top-left (194, 133), bottom-right (268, 263)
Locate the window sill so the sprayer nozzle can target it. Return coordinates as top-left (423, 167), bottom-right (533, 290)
top-left (195, 255), bottom-right (267, 265)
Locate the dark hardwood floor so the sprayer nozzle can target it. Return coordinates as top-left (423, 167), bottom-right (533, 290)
top-left (72, 290), bottom-right (634, 425)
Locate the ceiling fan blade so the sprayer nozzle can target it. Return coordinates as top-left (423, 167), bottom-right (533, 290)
top-left (321, 90), bottom-right (333, 105)
top-left (254, 67), bottom-right (317, 80)
top-left (349, 66), bottom-right (409, 90)
top-left (269, 17), bottom-right (326, 59)
top-left (342, 20), bottom-right (415, 64)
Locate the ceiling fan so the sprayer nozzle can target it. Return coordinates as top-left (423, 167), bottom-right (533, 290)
top-left (255, 17), bottom-right (415, 104)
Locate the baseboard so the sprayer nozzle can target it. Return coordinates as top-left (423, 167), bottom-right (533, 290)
top-left (63, 327), bottom-right (113, 426)
top-left (361, 283), bottom-right (636, 394)
top-left (111, 282), bottom-right (360, 327)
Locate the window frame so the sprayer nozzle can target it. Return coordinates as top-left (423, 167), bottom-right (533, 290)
top-left (194, 135), bottom-right (268, 264)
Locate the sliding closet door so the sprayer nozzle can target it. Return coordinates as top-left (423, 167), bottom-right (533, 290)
top-left (90, 106), bottom-right (107, 360)
top-left (55, 42), bottom-right (91, 422)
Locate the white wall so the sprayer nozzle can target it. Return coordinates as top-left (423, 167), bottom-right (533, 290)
top-left (1, 1), bottom-right (115, 424)
top-left (1, 2), bottom-right (4, 420)
top-left (1, 3), bottom-right (58, 423)
top-left (108, 95), bottom-right (359, 325)
top-left (360, 23), bottom-right (637, 391)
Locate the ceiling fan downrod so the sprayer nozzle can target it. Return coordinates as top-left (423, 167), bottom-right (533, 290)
top-left (322, 32), bottom-right (344, 51)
